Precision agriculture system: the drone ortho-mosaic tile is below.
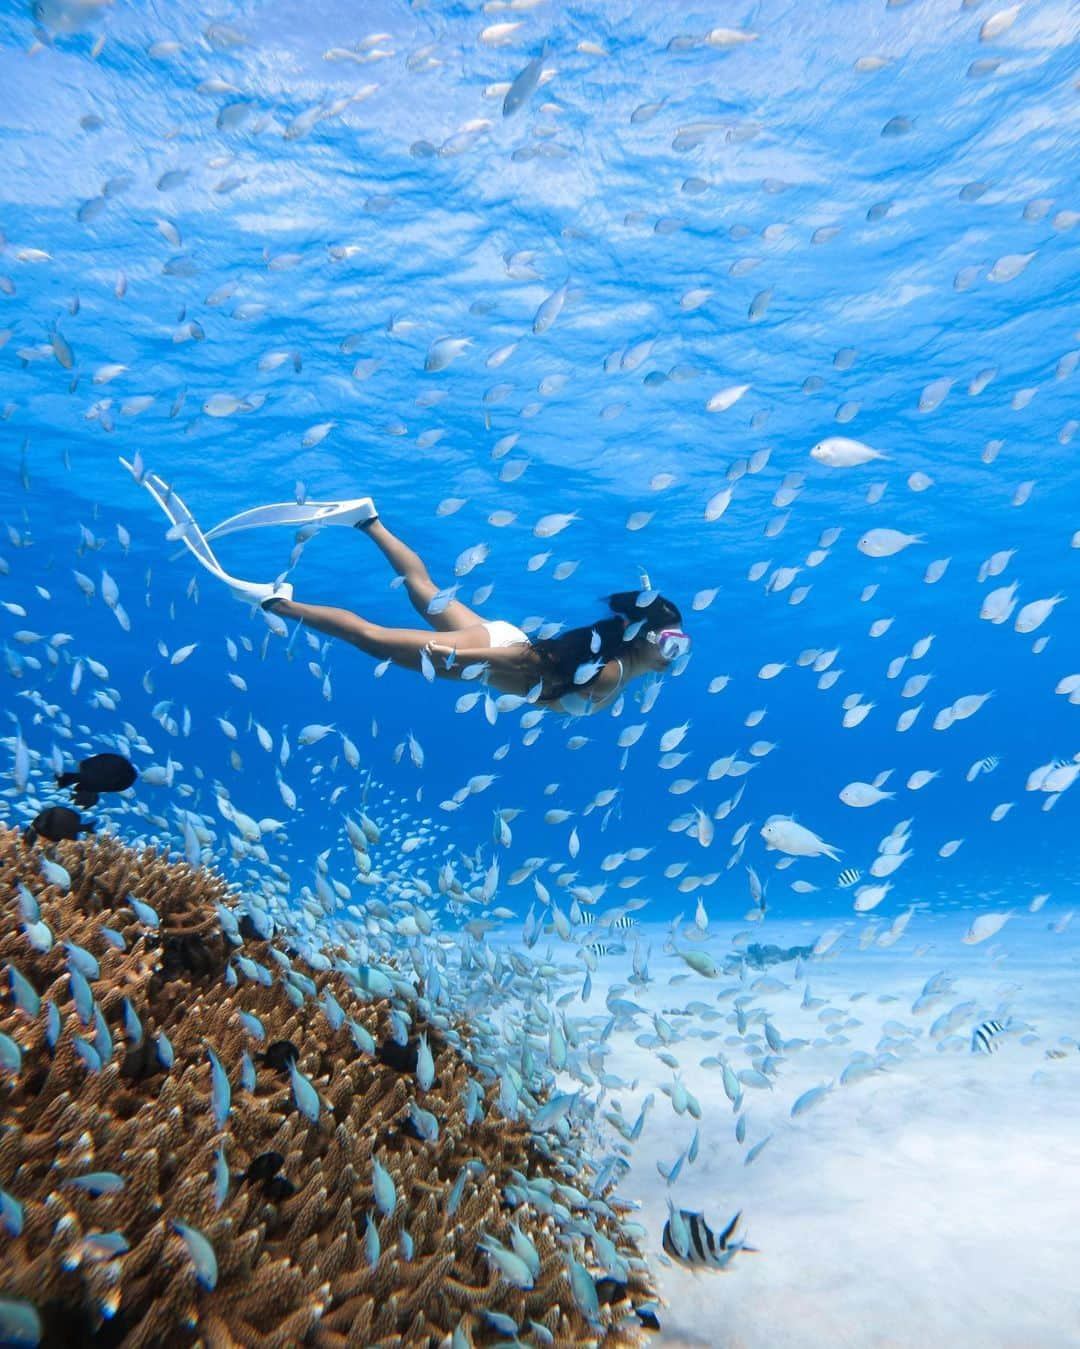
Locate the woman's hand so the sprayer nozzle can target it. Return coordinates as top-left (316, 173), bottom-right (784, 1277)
top-left (422, 639), bottom-right (457, 663)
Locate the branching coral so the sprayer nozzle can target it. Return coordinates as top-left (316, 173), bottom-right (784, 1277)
top-left (0, 827), bottom-right (658, 1346)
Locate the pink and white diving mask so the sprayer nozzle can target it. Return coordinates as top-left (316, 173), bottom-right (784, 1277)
top-left (647, 628), bottom-right (692, 662)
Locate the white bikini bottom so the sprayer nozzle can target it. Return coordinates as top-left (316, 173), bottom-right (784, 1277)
top-left (482, 619), bottom-right (531, 648)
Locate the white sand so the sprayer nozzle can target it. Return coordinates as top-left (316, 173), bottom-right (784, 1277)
top-left (589, 919), bottom-right (1080, 1348)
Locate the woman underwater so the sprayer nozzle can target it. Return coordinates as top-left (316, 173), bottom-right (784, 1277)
top-left (127, 467), bottom-right (691, 716)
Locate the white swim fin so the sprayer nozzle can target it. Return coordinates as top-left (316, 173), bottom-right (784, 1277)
top-left (204, 496), bottom-right (377, 539)
top-left (226, 577), bottom-right (294, 608)
top-left (120, 457), bottom-right (294, 609)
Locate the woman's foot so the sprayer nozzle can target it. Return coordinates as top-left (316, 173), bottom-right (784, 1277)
top-left (228, 578), bottom-right (294, 609)
top-left (309, 497), bottom-right (377, 528)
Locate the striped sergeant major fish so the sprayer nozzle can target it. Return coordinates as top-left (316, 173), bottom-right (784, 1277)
top-left (966, 754), bottom-right (1001, 783)
top-left (611, 915), bottom-right (637, 930)
top-left (586, 942), bottom-right (626, 958)
top-left (971, 1018), bottom-right (1010, 1054)
top-left (662, 1207), bottom-right (756, 1269)
top-left (836, 867), bottom-right (862, 889)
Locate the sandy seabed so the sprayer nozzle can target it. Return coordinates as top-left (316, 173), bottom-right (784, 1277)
top-left (590, 917), bottom-right (1080, 1348)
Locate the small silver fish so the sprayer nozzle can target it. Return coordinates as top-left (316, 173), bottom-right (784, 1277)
top-left (92, 1005), bottom-right (113, 1063)
top-left (0, 1187), bottom-right (23, 1236)
top-left (288, 1059), bottom-right (321, 1123)
top-left (240, 1051), bottom-right (257, 1092)
top-left (207, 1048), bottom-right (230, 1128)
top-left (566, 1255), bottom-right (601, 1322)
top-left (64, 941), bottom-right (99, 980)
top-left (128, 895), bottom-right (159, 928)
top-left (40, 858), bottom-right (71, 891)
top-left (478, 1235), bottom-right (534, 1289)
top-left (23, 918), bottom-right (53, 954)
top-left (447, 1167), bottom-right (469, 1216)
top-left (407, 1101), bottom-right (439, 1142)
top-left (121, 998), bottom-right (142, 1046)
top-left (64, 1172), bottom-right (125, 1196)
top-left (213, 1146), bottom-right (229, 1210)
top-left (791, 1083), bottom-right (832, 1117)
top-left (0, 1298), bottom-right (41, 1347)
top-left (8, 965), bottom-right (40, 1018)
top-left (44, 1001), bottom-right (61, 1049)
top-left (532, 1090), bottom-right (578, 1132)
top-left (364, 1212), bottom-right (381, 1266)
top-left (156, 1031), bottom-right (175, 1070)
top-left (172, 1220), bottom-right (217, 1289)
top-left (72, 1035), bottom-right (101, 1073)
top-left (503, 44), bottom-right (547, 118)
top-left (321, 989), bottom-right (345, 1032)
top-left (347, 1018), bottom-right (376, 1055)
top-left (744, 1135), bottom-right (772, 1165)
top-left (415, 1032), bottom-right (435, 1091)
top-left (371, 1155), bottom-right (396, 1215)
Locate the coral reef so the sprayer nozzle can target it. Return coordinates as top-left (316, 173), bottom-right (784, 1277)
top-left (0, 827), bottom-right (658, 1346)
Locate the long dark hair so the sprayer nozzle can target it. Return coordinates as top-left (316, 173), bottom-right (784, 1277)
top-left (532, 590), bottom-right (683, 704)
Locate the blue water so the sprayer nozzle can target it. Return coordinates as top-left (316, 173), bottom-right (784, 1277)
top-left (5, 0), bottom-right (1079, 916)
top-left (1, 1), bottom-right (1079, 1334)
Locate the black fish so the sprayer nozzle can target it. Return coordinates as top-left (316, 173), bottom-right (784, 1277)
top-left (56, 752), bottom-right (137, 806)
top-left (260, 1040), bottom-right (299, 1073)
top-left (376, 1037), bottom-right (418, 1075)
top-left (242, 1152), bottom-right (295, 1201)
top-left (25, 806), bottom-right (96, 843)
top-left (160, 934), bottom-right (217, 980)
top-left (120, 1038), bottom-right (165, 1083)
top-left (262, 1174), bottom-right (296, 1202)
top-left (595, 1278), bottom-right (628, 1306)
top-left (238, 912), bottom-right (274, 942)
top-left (243, 1151), bottom-right (285, 1183)
top-left (661, 1208), bottom-right (754, 1269)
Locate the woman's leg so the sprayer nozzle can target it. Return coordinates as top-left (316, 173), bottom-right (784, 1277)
top-left (265, 596), bottom-right (490, 673)
top-left (359, 519), bottom-right (486, 632)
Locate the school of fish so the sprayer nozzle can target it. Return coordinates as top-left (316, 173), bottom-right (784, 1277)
top-left (1, 0), bottom-right (1078, 1336)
